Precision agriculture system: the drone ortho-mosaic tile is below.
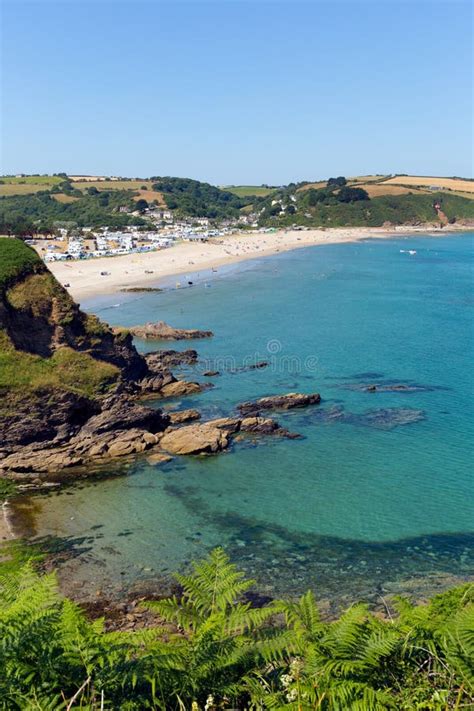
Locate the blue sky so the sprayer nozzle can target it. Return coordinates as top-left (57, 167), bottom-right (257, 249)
top-left (1, 0), bottom-right (472, 184)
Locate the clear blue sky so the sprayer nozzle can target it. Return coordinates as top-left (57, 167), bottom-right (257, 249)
top-left (1, 0), bottom-right (472, 184)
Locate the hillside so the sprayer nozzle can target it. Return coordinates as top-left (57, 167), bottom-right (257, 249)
top-left (0, 188), bottom-right (148, 235)
top-left (1, 173), bottom-right (473, 234)
top-left (259, 176), bottom-right (474, 228)
top-left (150, 176), bottom-right (255, 217)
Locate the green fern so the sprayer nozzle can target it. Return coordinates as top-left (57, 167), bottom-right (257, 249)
top-left (1, 550), bottom-right (472, 710)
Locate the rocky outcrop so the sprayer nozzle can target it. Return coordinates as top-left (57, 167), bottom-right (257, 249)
top-left (160, 422), bottom-right (231, 455)
top-left (0, 389), bottom-right (99, 449)
top-left (159, 380), bottom-right (205, 398)
top-left (80, 398), bottom-right (169, 436)
top-left (145, 350), bottom-right (198, 369)
top-left (168, 409), bottom-right (201, 425)
top-left (238, 392), bottom-right (321, 416)
top-left (128, 321), bottom-right (213, 340)
top-left (159, 415), bottom-right (299, 456)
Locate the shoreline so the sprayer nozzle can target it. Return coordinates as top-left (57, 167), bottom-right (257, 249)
top-left (47, 224), bottom-right (471, 302)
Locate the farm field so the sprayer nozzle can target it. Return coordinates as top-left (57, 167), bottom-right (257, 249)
top-left (0, 183), bottom-right (56, 196)
top-left (223, 185), bottom-right (278, 197)
top-left (347, 174), bottom-right (389, 183)
top-left (0, 175), bottom-right (64, 196)
top-left (52, 194), bottom-right (80, 203)
top-left (356, 183), bottom-right (427, 198)
top-left (132, 189), bottom-right (166, 206)
top-left (382, 175), bottom-right (474, 192)
top-left (297, 180), bottom-right (327, 191)
top-left (72, 180), bottom-right (155, 191)
top-left (0, 175), bottom-right (63, 185)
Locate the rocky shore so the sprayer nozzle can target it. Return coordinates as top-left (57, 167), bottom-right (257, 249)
top-left (0, 242), bottom-right (322, 482)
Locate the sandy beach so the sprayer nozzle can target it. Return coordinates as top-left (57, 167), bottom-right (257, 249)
top-left (48, 225), bottom-right (464, 302)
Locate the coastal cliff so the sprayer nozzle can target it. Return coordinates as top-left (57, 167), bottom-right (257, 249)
top-left (0, 239), bottom-right (176, 475)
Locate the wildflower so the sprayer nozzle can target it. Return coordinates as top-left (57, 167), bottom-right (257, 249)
top-left (204, 694), bottom-right (215, 710)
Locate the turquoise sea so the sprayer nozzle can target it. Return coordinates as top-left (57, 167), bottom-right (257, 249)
top-left (18, 233), bottom-right (474, 610)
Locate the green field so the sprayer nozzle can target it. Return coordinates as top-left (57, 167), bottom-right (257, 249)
top-left (0, 175), bottom-right (64, 196)
top-left (72, 179), bottom-right (153, 191)
top-left (222, 185), bottom-right (278, 197)
top-left (0, 175), bottom-right (63, 185)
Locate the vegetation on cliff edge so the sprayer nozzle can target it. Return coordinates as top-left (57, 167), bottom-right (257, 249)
top-left (0, 331), bottom-right (119, 399)
top-left (0, 547), bottom-right (472, 710)
top-left (0, 238), bottom-right (44, 291)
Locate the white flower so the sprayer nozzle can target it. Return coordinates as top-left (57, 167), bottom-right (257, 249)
top-left (204, 694), bottom-right (214, 711)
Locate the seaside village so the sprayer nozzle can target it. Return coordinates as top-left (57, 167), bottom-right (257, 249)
top-left (26, 205), bottom-right (270, 263)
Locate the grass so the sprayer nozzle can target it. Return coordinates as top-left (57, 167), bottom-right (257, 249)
top-left (0, 331), bottom-right (119, 399)
top-left (52, 193), bottom-right (80, 203)
top-left (132, 189), bottom-right (166, 206)
top-left (222, 185), bottom-right (278, 197)
top-left (0, 238), bottom-right (44, 291)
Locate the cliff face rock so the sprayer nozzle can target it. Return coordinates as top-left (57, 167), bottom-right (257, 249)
top-left (1, 269), bottom-right (147, 381)
top-left (0, 388), bottom-right (100, 449)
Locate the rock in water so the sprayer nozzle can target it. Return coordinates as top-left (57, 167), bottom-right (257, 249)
top-left (160, 423), bottom-right (231, 455)
top-left (128, 321), bottom-right (213, 340)
top-left (145, 349), bottom-right (198, 369)
top-left (238, 392), bottom-right (321, 416)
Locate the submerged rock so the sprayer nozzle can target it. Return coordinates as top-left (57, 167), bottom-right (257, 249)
top-left (305, 405), bottom-right (425, 430)
top-left (129, 321), bottom-right (213, 341)
top-left (340, 381), bottom-right (441, 394)
top-left (238, 392), bottom-right (321, 416)
top-left (358, 408), bottom-right (425, 429)
top-left (229, 361), bottom-right (269, 373)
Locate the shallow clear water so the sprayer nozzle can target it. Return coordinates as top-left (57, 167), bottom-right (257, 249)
top-left (20, 234), bottom-right (474, 608)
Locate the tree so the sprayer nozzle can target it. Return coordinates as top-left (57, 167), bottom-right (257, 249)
top-left (87, 186), bottom-right (99, 196)
top-left (337, 186), bottom-right (369, 202)
top-left (327, 176), bottom-right (347, 188)
top-left (135, 199), bottom-right (149, 213)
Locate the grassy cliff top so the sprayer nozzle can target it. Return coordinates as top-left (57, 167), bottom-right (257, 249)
top-left (0, 330), bottom-right (119, 400)
top-left (0, 238), bottom-right (44, 291)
